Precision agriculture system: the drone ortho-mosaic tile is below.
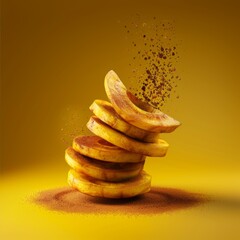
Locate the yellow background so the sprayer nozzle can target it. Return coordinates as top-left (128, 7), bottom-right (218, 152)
top-left (1, 0), bottom-right (240, 239)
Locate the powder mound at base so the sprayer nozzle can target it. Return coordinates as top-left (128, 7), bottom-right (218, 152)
top-left (32, 186), bottom-right (206, 215)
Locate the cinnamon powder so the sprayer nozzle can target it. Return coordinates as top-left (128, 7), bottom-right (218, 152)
top-left (124, 17), bottom-right (181, 110)
top-left (32, 186), bottom-right (205, 215)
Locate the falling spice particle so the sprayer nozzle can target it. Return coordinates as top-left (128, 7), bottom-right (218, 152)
top-left (124, 17), bottom-right (180, 110)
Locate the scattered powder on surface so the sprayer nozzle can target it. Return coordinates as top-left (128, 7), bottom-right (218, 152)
top-left (32, 186), bottom-right (206, 215)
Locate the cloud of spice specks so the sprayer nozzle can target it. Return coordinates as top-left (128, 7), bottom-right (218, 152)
top-left (124, 16), bottom-right (181, 110)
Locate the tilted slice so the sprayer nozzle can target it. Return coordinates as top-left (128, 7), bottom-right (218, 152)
top-left (89, 99), bottom-right (161, 143)
top-left (65, 147), bottom-right (144, 182)
top-left (68, 169), bottom-right (151, 198)
top-left (104, 70), bottom-right (181, 133)
top-left (87, 116), bottom-right (169, 157)
top-left (73, 135), bottom-right (144, 163)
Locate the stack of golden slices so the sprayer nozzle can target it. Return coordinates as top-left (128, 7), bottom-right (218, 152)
top-left (65, 70), bottom-right (180, 199)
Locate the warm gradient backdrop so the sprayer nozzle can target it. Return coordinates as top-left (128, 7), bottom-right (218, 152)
top-left (1, 0), bottom-right (240, 239)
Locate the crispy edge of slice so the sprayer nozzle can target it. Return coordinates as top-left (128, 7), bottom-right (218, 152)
top-left (73, 135), bottom-right (145, 163)
top-left (65, 147), bottom-right (144, 182)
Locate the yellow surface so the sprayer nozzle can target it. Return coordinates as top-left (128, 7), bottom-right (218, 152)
top-left (1, 164), bottom-right (240, 240)
top-left (1, 0), bottom-right (240, 239)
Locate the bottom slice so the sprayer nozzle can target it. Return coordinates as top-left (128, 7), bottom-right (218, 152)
top-left (68, 169), bottom-right (151, 199)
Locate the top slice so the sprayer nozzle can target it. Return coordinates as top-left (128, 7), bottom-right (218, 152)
top-left (104, 70), bottom-right (181, 133)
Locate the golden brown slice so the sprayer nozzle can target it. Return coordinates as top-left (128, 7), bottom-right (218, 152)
top-left (73, 135), bottom-right (144, 163)
top-left (65, 147), bottom-right (144, 182)
top-left (68, 169), bottom-right (151, 198)
top-left (87, 116), bottom-right (169, 157)
top-left (89, 99), bottom-right (161, 143)
top-left (104, 70), bottom-right (181, 132)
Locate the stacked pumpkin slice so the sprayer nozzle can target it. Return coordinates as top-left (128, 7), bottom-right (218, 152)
top-left (65, 70), bottom-right (181, 199)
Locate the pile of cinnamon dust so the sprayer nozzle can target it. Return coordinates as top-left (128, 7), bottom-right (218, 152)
top-left (32, 187), bottom-right (205, 215)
